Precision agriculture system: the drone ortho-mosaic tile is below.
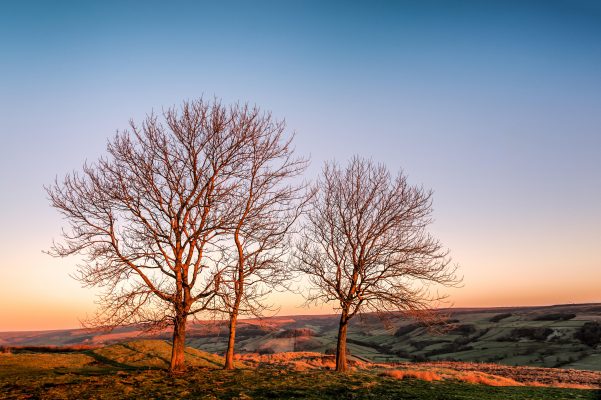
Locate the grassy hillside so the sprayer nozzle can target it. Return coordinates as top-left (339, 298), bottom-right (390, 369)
top-left (3, 303), bottom-right (601, 371)
top-left (1, 340), bottom-right (599, 399)
top-left (190, 304), bottom-right (601, 371)
top-left (339, 304), bottom-right (601, 370)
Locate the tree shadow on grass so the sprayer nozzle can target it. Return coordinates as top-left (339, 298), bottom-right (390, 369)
top-left (183, 348), bottom-right (225, 368)
top-left (119, 341), bottom-right (225, 368)
top-left (120, 342), bottom-right (171, 366)
top-left (84, 349), bottom-right (163, 371)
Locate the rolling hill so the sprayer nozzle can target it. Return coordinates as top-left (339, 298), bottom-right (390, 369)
top-left (3, 303), bottom-right (601, 371)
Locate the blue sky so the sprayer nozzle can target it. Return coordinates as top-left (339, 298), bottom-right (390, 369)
top-left (0, 1), bottom-right (600, 330)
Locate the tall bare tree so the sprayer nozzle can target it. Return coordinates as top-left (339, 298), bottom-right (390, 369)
top-left (217, 125), bottom-right (309, 369)
top-left (294, 156), bottom-right (459, 372)
top-left (46, 99), bottom-right (296, 372)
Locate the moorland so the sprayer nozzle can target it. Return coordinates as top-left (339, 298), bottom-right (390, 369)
top-left (1, 339), bottom-right (601, 399)
top-left (3, 303), bottom-right (601, 399)
top-left (4, 303), bottom-right (601, 370)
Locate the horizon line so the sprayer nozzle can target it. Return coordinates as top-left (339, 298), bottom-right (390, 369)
top-left (2, 301), bottom-right (598, 334)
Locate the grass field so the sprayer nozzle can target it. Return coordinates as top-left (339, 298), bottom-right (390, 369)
top-left (1, 340), bottom-right (600, 399)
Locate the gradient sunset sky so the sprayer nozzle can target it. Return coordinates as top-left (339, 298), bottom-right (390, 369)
top-left (0, 0), bottom-right (600, 331)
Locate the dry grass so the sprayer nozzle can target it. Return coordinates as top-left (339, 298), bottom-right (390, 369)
top-left (452, 371), bottom-right (523, 387)
top-left (527, 381), bottom-right (594, 390)
top-left (380, 369), bottom-right (442, 381)
top-left (398, 361), bottom-right (601, 389)
top-left (237, 352), bottom-right (341, 370)
top-left (236, 352), bottom-right (600, 389)
top-left (379, 366), bottom-right (599, 389)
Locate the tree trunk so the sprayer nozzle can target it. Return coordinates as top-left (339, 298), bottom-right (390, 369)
top-left (224, 310), bottom-right (239, 369)
top-left (225, 231), bottom-right (245, 370)
top-left (170, 314), bottom-right (187, 372)
top-left (335, 311), bottom-right (349, 372)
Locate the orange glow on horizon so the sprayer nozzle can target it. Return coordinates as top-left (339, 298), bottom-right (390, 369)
top-left (3, 290), bottom-right (601, 332)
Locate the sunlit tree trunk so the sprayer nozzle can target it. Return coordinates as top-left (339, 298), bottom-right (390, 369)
top-left (335, 309), bottom-right (349, 372)
top-left (170, 313), bottom-right (187, 372)
top-left (224, 239), bottom-right (244, 370)
top-left (224, 221), bottom-right (249, 370)
top-left (224, 306), bottom-right (239, 369)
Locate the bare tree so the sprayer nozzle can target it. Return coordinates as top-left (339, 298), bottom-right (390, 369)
top-left (294, 156), bottom-right (459, 372)
top-left (214, 115), bottom-right (309, 369)
top-left (46, 99), bottom-right (295, 372)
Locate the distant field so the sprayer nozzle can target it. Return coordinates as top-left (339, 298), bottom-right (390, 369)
top-left (1, 340), bottom-right (599, 399)
top-left (3, 303), bottom-right (601, 372)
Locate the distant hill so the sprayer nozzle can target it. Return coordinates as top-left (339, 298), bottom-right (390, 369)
top-left (3, 303), bottom-right (601, 371)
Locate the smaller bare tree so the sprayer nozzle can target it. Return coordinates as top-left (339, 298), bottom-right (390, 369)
top-left (295, 156), bottom-right (459, 372)
top-left (217, 119), bottom-right (309, 369)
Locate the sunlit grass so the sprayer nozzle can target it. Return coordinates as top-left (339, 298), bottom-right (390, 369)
top-left (0, 340), bottom-right (599, 399)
